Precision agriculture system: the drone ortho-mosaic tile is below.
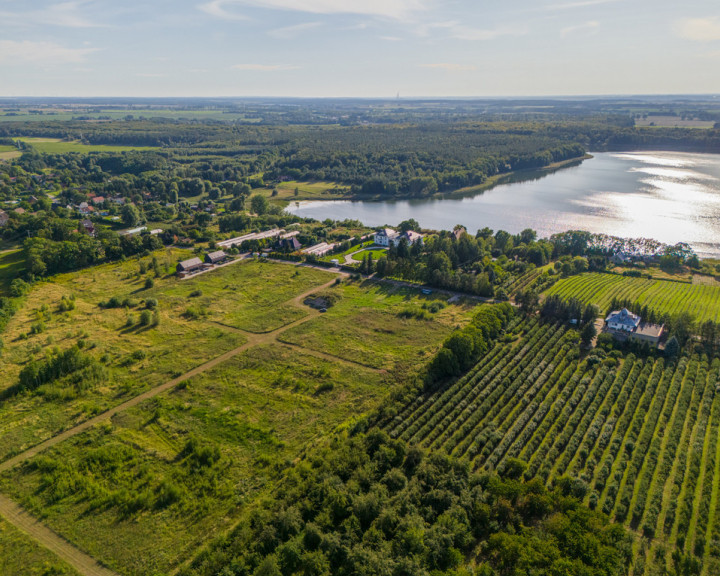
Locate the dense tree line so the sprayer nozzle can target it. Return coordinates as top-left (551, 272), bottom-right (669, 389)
top-left (182, 430), bottom-right (632, 576)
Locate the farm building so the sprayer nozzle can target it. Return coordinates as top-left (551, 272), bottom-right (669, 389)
top-left (205, 250), bottom-right (228, 265)
top-left (177, 257), bottom-right (204, 277)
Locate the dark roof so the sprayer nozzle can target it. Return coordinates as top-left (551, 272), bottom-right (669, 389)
top-left (177, 257), bottom-right (203, 271)
top-left (205, 250), bottom-right (227, 263)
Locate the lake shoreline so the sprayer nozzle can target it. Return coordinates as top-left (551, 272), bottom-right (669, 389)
top-left (277, 154), bottom-right (592, 207)
top-left (286, 151), bottom-right (720, 258)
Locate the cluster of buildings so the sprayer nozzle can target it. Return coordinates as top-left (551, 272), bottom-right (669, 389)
top-left (604, 308), bottom-right (665, 346)
top-left (176, 250), bottom-right (231, 278)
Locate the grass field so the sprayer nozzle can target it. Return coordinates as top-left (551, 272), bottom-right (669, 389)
top-left (161, 258), bottom-right (333, 332)
top-left (384, 318), bottom-right (720, 575)
top-left (261, 180), bottom-right (352, 203)
top-left (0, 517), bottom-right (81, 576)
top-left (0, 145), bottom-right (21, 161)
top-left (0, 249), bottom-right (24, 296)
top-left (0, 343), bottom-right (390, 576)
top-left (279, 280), bottom-right (476, 370)
top-left (16, 138), bottom-right (155, 154)
top-left (545, 272), bottom-right (720, 322)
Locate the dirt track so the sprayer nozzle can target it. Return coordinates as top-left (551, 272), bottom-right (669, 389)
top-left (0, 493), bottom-right (119, 576)
top-left (0, 273), bottom-right (342, 576)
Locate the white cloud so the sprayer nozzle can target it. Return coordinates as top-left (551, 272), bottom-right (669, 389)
top-left (420, 62), bottom-right (477, 71)
top-left (0, 40), bottom-right (98, 64)
top-left (561, 20), bottom-right (599, 37)
top-left (198, 0), bottom-right (427, 20)
top-left (267, 21), bottom-right (322, 39)
top-left (198, 0), bottom-right (248, 20)
top-left (0, 1), bottom-right (105, 28)
top-left (544, 0), bottom-right (622, 10)
top-left (449, 24), bottom-right (528, 41)
top-left (231, 63), bottom-right (300, 70)
top-left (676, 17), bottom-right (720, 42)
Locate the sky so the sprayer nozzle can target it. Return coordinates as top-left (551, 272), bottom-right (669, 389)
top-left (1, 0), bottom-right (719, 97)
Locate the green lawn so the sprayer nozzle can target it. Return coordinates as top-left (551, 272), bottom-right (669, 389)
top-left (0, 344), bottom-right (389, 576)
top-left (544, 272), bottom-right (720, 322)
top-left (279, 280), bottom-right (477, 370)
top-left (0, 517), bottom-right (80, 576)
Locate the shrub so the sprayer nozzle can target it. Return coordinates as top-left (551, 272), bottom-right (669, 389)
top-left (139, 310), bottom-right (152, 326)
top-left (144, 298), bottom-right (158, 309)
top-left (144, 277), bottom-right (155, 290)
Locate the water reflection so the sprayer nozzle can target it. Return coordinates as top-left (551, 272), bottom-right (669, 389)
top-left (286, 152), bottom-right (720, 257)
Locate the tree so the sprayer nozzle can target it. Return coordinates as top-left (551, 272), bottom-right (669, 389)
top-left (250, 194), bottom-right (269, 216)
top-left (398, 219), bottom-right (420, 233)
top-left (580, 321), bottom-right (597, 347)
top-left (665, 336), bottom-right (679, 358)
top-left (121, 203), bottom-right (143, 227)
top-left (232, 182), bottom-right (252, 198)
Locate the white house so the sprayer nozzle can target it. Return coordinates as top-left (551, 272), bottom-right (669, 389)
top-left (605, 308), bottom-right (641, 332)
top-left (374, 228), bottom-right (400, 247)
top-left (374, 228), bottom-right (424, 247)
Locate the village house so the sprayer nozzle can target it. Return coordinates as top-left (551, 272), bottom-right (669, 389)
top-left (604, 308), bottom-right (665, 346)
top-left (78, 202), bottom-right (93, 215)
top-left (0, 210), bottom-right (9, 227)
top-left (80, 219), bottom-right (96, 237)
top-left (13, 207), bottom-right (26, 215)
top-left (278, 236), bottom-right (302, 252)
top-left (452, 227), bottom-right (466, 241)
top-left (91, 196), bottom-right (105, 205)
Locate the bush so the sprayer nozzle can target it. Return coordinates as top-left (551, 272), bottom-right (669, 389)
top-left (144, 277), bottom-right (155, 290)
top-left (144, 298), bottom-right (158, 309)
top-left (139, 310), bottom-right (152, 326)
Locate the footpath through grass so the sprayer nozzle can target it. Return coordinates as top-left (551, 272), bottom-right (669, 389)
top-left (280, 280), bottom-right (476, 370)
top-left (0, 516), bottom-right (80, 576)
top-left (0, 343), bottom-right (392, 576)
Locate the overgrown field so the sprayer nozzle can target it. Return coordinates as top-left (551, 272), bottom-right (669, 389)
top-left (0, 256), bottom-right (473, 575)
top-left (0, 255), bottom-right (334, 462)
top-left (0, 344), bottom-right (391, 576)
top-left (0, 517), bottom-right (80, 576)
top-left (545, 272), bottom-right (720, 322)
top-left (279, 281), bottom-right (476, 370)
top-left (384, 318), bottom-right (720, 575)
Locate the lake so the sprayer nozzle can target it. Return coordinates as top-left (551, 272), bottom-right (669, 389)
top-left (286, 151), bottom-right (720, 258)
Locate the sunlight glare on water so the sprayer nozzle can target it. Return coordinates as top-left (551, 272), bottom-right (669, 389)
top-left (286, 151), bottom-right (720, 257)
